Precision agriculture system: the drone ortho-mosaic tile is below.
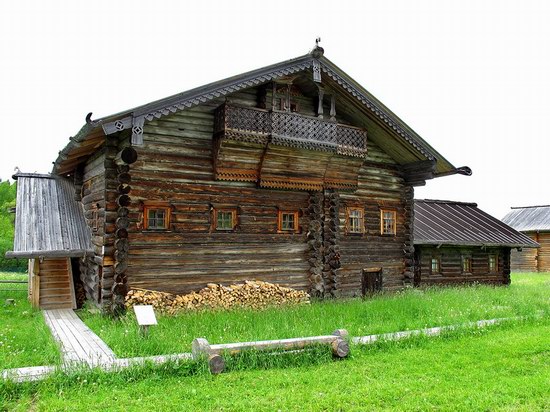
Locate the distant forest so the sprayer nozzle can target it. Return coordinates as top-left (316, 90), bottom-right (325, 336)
top-left (0, 180), bottom-right (26, 270)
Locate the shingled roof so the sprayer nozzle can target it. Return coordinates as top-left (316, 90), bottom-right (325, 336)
top-left (52, 48), bottom-right (469, 178)
top-left (6, 173), bottom-right (93, 258)
top-left (413, 199), bottom-right (539, 248)
top-left (501, 205), bottom-right (550, 232)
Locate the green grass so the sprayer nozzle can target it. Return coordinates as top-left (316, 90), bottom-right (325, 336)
top-left (0, 271), bottom-right (61, 369)
top-left (79, 273), bottom-right (550, 357)
top-left (2, 318), bottom-right (548, 411)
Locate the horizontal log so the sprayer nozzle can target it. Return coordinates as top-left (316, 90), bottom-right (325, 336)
top-left (5, 249), bottom-right (94, 258)
top-left (193, 329), bottom-right (349, 358)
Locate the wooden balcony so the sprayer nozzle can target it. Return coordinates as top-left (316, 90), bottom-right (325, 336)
top-left (214, 104), bottom-right (367, 157)
top-left (213, 104), bottom-right (367, 191)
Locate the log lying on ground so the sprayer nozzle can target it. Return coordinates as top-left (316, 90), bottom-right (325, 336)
top-left (125, 280), bottom-right (310, 314)
top-left (192, 329), bottom-right (349, 374)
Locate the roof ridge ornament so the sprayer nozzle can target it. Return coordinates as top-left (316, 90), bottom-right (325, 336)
top-left (311, 37), bottom-right (324, 59)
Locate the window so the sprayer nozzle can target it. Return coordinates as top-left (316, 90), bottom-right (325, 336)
top-left (462, 256), bottom-right (472, 273)
top-left (431, 257), bottom-right (441, 274)
top-left (489, 255), bottom-right (498, 272)
top-left (144, 206), bottom-right (171, 230)
top-left (347, 207), bottom-right (364, 234)
top-left (214, 209), bottom-right (237, 231)
top-left (92, 203), bottom-right (99, 233)
top-left (278, 210), bottom-right (299, 233)
top-left (380, 210), bottom-right (396, 235)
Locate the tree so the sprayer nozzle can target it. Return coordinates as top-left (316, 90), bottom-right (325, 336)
top-left (0, 180), bottom-right (26, 271)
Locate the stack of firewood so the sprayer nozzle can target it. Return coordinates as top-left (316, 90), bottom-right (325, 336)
top-left (125, 280), bottom-right (310, 314)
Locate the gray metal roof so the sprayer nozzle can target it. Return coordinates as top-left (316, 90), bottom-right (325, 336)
top-left (6, 173), bottom-right (92, 258)
top-left (501, 206), bottom-right (550, 232)
top-left (413, 199), bottom-right (539, 248)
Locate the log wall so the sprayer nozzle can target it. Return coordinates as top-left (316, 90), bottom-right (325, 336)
top-left (338, 164), bottom-right (410, 295)
top-left (416, 246), bottom-right (510, 285)
top-left (124, 87), bottom-right (410, 296)
top-left (538, 232), bottom-right (550, 272)
top-left (510, 231), bottom-right (549, 272)
top-left (80, 151), bottom-right (105, 303)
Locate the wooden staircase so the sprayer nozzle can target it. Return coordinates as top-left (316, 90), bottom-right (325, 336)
top-left (35, 258), bottom-right (76, 310)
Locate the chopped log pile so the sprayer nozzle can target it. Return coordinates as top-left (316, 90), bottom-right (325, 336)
top-left (125, 281), bottom-right (310, 314)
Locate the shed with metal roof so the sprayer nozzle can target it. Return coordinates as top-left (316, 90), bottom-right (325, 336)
top-left (413, 200), bottom-right (538, 286)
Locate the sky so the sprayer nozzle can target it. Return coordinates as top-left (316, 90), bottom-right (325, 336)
top-left (0, 0), bottom-right (548, 219)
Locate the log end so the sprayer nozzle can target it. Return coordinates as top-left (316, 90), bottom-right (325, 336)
top-left (332, 329), bottom-right (349, 339)
top-left (331, 338), bottom-right (350, 358)
top-left (208, 354), bottom-right (225, 374)
top-left (192, 338), bottom-right (211, 359)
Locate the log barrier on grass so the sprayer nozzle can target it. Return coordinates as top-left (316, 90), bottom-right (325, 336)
top-left (191, 329), bottom-right (350, 374)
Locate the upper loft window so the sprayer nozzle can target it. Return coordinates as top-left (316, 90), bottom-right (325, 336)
top-left (380, 210), bottom-right (396, 235)
top-left (347, 207), bottom-right (364, 234)
top-left (462, 256), bottom-right (472, 274)
top-left (278, 211), bottom-right (299, 233)
top-left (488, 255), bottom-right (498, 272)
top-left (214, 208), bottom-right (237, 231)
top-left (144, 206), bottom-right (171, 230)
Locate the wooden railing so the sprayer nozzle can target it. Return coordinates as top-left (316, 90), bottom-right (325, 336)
top-left (215, 104), bottom-right (367, 157)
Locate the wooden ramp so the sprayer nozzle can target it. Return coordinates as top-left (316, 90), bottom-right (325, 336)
top-left (43, 309), bottom-right (116, 366)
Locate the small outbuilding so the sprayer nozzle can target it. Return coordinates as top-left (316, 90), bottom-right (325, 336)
top-left (501, 205), bottom-right (550, 272)
top-left (413, 200), bottom-right (539, 285)
top-left (6, 173), bottom-right (92, 309)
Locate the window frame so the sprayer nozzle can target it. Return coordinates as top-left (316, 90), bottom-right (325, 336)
top-left (91, 203), bottom-right (99, 233)
top-left (143, 205), bottom-right (171, 231)
top-left (346, 207), bottom-right (365, 234)
top-left (380, 209), bottom-right (397, 236)
top-left (430, 257), bottom-right (441, 274)
top-left (462, 255), bottom-right (473, 274)
top-left (213, 208), bottom-right (237, 231)
top-left (488, 254), bottom-right (498, 273)
top-left (277, 210), bottom-right (300, 233)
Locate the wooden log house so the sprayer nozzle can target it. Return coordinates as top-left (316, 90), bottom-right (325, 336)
top-left (502, 205), bottom-right (550, 272)
top-left (8, 47), bottom-right (490, 311)
top-left (413, 200), bottom-right (538, 286)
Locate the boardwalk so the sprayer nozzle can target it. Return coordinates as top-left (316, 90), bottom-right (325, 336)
top-left (43, 309), bottom-right (116, 367)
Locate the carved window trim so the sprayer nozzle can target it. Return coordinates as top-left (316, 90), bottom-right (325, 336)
top-left (380, 209), bottom-right (397, 236)
top-left (488, 254), bottom-right (498, 273)
top-left (213, 208), bottom-right (237, 231)
top-left (346, 207), bottom-right (364, 234)
top-left (277, 210), bottom-right (299, 233)
top-left (143, 204), bottom-right (171, 231)
top-left (462, 255), bottom-right (473, 274)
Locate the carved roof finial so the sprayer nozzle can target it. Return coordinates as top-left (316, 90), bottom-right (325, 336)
top-left (311, 37), bottom-right (324, 58)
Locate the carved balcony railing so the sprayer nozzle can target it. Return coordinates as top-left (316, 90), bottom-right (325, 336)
top-left (214, 104), bottom-right (367, 158)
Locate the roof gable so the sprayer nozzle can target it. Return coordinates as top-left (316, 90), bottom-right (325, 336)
top-left (414, 199), bottom-right (539, 248)
top-left (502, 205), bottom-right (550, 232)
top-left (53, 48), bottom-right (465, 177)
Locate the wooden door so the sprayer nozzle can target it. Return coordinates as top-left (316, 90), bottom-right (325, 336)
top-left (362, 268), bottom-right (382, 296)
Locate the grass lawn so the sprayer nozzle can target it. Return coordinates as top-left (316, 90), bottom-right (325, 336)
top-left (79, 273), bottom-right (549, 357)
top-left (0, 271), bottom-right (61, 369)
top-left (2, 318), bottom-right (548, 411)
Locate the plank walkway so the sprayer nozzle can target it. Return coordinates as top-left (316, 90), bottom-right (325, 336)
top-left (43, 309), bottom-right (116, 367)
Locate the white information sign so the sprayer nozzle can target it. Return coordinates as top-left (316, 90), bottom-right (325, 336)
top-left (133, 305), bottom-right (158, 326)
